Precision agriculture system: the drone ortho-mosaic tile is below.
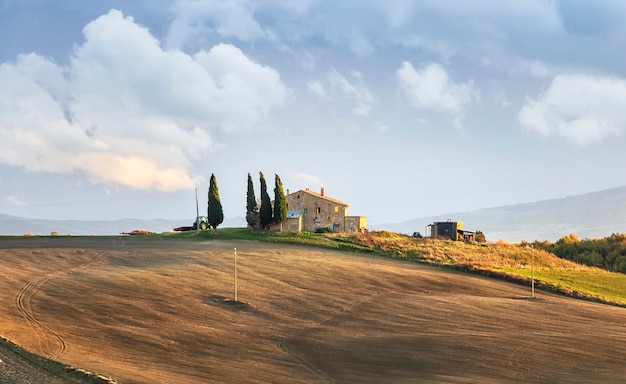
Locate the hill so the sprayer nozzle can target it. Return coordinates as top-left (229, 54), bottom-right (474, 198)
top-left (1, 236), bottom-right (625, 383)
top-left (0, 214), bottom-right (246, 236)
top-left (166, 229), bottom-right (626, 306)
top-left (375, 185), bottom-right (626, 242)
top-left (4, 184), bottom-right (626, 241)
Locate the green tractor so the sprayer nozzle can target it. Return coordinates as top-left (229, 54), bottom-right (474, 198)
top-left (173, 216), bottom-right (209, 232)
top-left (193, 216), bottom-right (209, 230)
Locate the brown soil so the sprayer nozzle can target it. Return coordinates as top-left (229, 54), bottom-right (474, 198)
top-left (1, 237), bottom-right (625, 383)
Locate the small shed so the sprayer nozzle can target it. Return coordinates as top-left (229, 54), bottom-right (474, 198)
top-left (428, 220), bottom-right (475, 242)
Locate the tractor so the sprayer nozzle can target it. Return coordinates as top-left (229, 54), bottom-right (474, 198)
top-left (173, 216), bottom-right (209, 232)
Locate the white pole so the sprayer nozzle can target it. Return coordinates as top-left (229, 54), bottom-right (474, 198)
top-left (234, 248), bottom-right (238, 302)
top-left (195, 187), bottom-right (200, 231)
top-left (531, 245), bottom-right (535, 299)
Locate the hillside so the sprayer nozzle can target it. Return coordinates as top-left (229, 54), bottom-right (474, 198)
top-left (166, 229), bottom-right (626, 306)
top-left (376, 185), bottom-right (626, 242)
top-left (1, 236), bottom-right (625, 383)
top-left (0, 214), bottom-right (246, 236)
top-left (340, 231), bottom-right (626, 306)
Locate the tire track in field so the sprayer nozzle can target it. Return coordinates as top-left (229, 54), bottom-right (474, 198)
top-left (16, 273), bottom-right (67, 359)
top-left (278, 289), bottom-right (385, 384)
top-left (277, 342), bottom-right (333, 384)
top-left (14, 251), bottom-right (106, 360)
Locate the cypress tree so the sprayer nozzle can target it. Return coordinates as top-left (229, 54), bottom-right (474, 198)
top-left (259, 172), bottom-right (272, 229)
top-left (273, 174), bottom-right (288, 230)
top-left (246, 173), bottom-right (259, 229)
top-left (207, 173), bottom-right (224, 230)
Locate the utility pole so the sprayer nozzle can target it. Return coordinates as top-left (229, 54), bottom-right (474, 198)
top-left (233, 248), bottom-right (238, 302)
top-left (195, 187), bottom-right (200, 231)
top-left (531, 245), bottom-right (535, 299)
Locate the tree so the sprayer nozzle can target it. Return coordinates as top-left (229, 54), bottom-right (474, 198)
top-left (273, 173), bottom-right (288, 230)
top-left (475, 230), bottom-right (486, 243)
top-left (207, 173), bottom-right (224, 230)
top-left (558, 233), bottom-right (580, 244)
top-left (245, 173), bottom-right (259, 229)
top-left (259, 172), bottom-right (272, 229)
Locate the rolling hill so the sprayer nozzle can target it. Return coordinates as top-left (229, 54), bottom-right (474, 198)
top-left (1, 236), bottom-right (625, 383)
top-left (3, 185), bottom-right (626, 242)
top-left (375, 185), bottom-right (626, 243)
top-left (0, 214), bottom-right (247, 236)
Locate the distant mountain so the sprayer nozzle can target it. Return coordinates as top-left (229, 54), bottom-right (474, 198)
top-left (5, 185), bottom-right (626, 242)
top-left (0, 214), bottom-right (247, 236)
top-left (374, 185), bottom-right (626, 243)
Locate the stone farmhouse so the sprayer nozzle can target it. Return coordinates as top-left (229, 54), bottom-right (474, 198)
top-left (284, 188), bottom-right (367, 233)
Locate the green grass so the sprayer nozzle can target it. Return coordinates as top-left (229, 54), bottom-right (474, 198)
top-left (0, 335), bottom-right (117, 383)
top-left (162, 228), bottom-right (373, 252)
top-left (497, 266), bottom-right (626, 305)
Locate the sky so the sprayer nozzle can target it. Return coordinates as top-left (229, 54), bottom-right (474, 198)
top-left (1, 0), bottom-right (626, 227)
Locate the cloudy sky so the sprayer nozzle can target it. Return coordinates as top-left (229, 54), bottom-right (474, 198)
top-left (1, 0), bottom-right (626, 226)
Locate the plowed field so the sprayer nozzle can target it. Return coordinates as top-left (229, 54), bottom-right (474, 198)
top-left (1, 237), bottom-right (625, 383)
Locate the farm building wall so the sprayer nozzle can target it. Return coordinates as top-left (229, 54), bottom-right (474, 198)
top-left (286, 189), bottom-right (366, 233)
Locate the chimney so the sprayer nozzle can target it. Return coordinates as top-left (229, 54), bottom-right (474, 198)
top-left (321, 187), bottom-right (325, 196)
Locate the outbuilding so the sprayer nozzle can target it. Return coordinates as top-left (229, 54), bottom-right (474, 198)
top-left (427, 220), bottom-right (475, 242)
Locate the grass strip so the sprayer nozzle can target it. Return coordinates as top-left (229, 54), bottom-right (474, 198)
top-left (0, 335), bottom-right (117, 383)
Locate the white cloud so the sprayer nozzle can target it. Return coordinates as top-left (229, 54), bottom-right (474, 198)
top-left (307, 80), bottom-right (328, 99)
top-left (0, 9), bottom-right (288, 191)
top-left (192, 44), bottom-right (289, 131)
top-left (5, 195), bottom-right (27, 207)
top-left (167, 0), bottom-right (268, 50)
top-left (217, 0), bottom-right (566, 67)
top-left (397, 62), bottom-right (478, 129)
top-left (0, 53), bottom-right (84, 174)
top-left (327, 68), bottom-right (376, 117)
top-left (518, 73), bottom-right (626, 146)
top-left (161, 0), bottom-right (626, 79)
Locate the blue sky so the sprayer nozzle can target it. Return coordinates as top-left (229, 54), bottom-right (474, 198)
top-left (1, 0), bottom-right (626, 226)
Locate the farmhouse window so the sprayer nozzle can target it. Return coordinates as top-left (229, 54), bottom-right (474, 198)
top-left (334, 206), bottom-right (338, 212)
top-left (316, 207), bottom-right (321, 214)
top-left (303, 208), bottom-right (308, 214)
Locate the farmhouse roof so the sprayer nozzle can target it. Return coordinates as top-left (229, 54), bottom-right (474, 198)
top-left (289, 189), bottom-right (349, 207)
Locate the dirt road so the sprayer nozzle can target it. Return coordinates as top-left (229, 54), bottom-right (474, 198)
top-left (1, 237), bottom-right (625, 383)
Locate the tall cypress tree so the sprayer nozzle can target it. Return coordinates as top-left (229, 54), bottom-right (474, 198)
top-left (207, 173), bottom-right (224, 230)
top-left (259, 171), bottom-right (272, 229)
top-left (246, 172), bottom-right (258, 229)
top-left (273, 173), bottom-right (288, 230)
